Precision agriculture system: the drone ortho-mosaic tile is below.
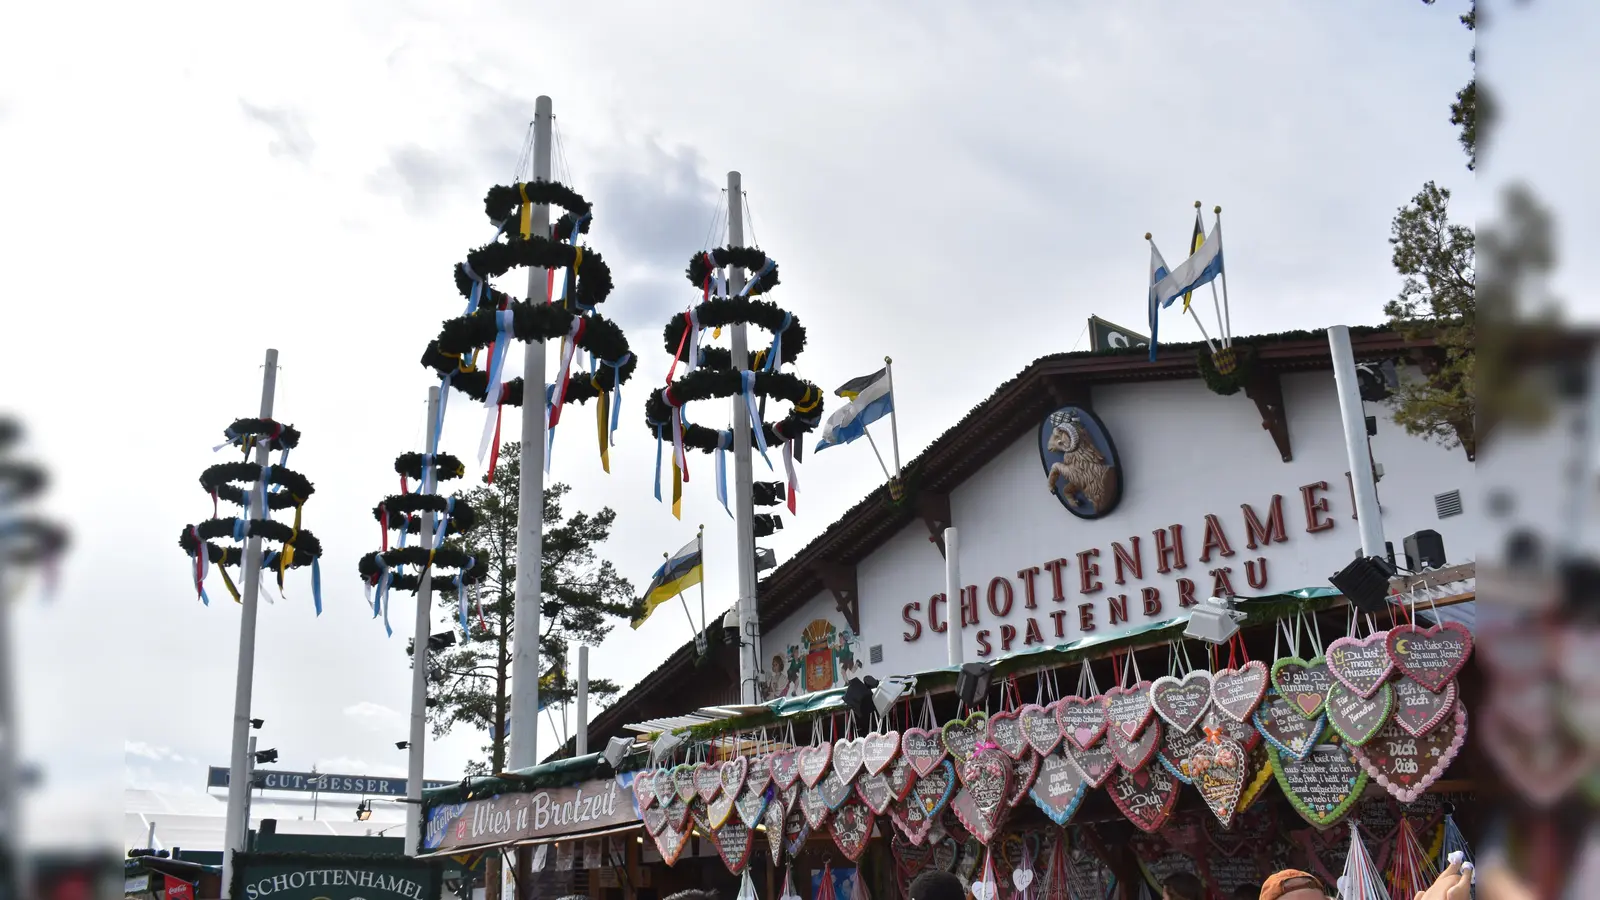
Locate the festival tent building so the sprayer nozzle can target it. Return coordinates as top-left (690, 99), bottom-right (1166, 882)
top-left (418, 324), bottom-right (1483, 900)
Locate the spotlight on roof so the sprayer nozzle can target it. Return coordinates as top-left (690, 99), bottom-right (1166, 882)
top-left (1330, 555), bottom-right (1396, 614)
top-left (355, 799), bottom-right (372, 822)
top-left (956, 663), bottom-right (993, 708)
top-left (1183, 596), bottom-right (1245, 644)
top-left (427, 631), bottom-right (457, 653)
top-left (651, 731), bottom-right (684, 765)
top-left (603, 736), bottom-right (633, 769)
top-left (873, 676), bottom-right (917, 718)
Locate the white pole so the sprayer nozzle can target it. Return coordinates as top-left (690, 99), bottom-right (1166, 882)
top-left (1328, 326), bottom-right (1385, 558)
top-left (1185, 306), bottom-right (1219, 354)
top-left (1215, 206), bottom-right (1233, 347)
top-left (510, 96), bottom-right (553, 771)
top-left (243, 734), bottom-right (257, 846)
top-left (147, 822), bottom-right (156, 852)
top-left (576, 646), bottom-right (589, 756)
top-left (943, 527), bottom-right (962, 667)
top-left (727, 172), bottom-right (761, 705)
top-left (404, 386), bottom-right (440, 856)
top-left (222, 348), bottom-right (277, 899)
top-left (883, 357), bottom-right (902, 479)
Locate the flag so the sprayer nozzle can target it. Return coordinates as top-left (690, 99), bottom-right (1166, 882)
top-left (537, 657), bottom-right (563, 710)
top-left (1087, 315), bottom-right (1149, 352)
top-left (834, 367), bottom-right (886, 400)
top-left (1152, 219), bottom-right (1223, 310)
top-left (815, 369), bottom-right (893, 451)
top-left (1182, 207), bottom-right (1205, 312)
top-left (632, 538), bottom-right (702, 628)
top-left (1146, 241), bottom-right (1171, 362)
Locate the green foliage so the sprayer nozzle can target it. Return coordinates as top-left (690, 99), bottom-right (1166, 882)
top-left (426, 441), bottom-right (633, 772)
top-left (1422, 0), bottom-right (1479, 169)
top-left (1384, 182), bottom-right (1475, 452)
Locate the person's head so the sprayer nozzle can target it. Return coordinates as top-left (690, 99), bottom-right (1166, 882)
top-left (1260, 870), bottom-right (1330, 900)
top-left (663, 892), bottom-right (718, 900)
top-left (1233, 885), bottom-right (1262, 900)
top-left (1162, 872), bottom-right (1204, 900)
top-left (908, 870), bottom-right (966, 900)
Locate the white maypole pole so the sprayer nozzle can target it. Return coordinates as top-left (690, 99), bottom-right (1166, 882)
top-left (404, 386), bottom-right (440, 855)
top-left (221, 348), bottom-right (277, 899)
top-left (1329, 325), bottom-right (1385, 557)
top-left (726, 172), bottom-right (761, 705)
top-left (509, 96), bottom-right (552, 771)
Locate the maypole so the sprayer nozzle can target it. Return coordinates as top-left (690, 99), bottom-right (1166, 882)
top-left (415, 96), bottom-right (634, 781)
top-left (179, 353), bottom-right (324, 897)
top-left (644, 178), bottom-right (824, 701)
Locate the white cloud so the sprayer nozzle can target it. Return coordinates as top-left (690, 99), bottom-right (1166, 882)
top-left (343, 701), bottom-right (405, 731)
top-left (124, 742), bottom-right (196, 766)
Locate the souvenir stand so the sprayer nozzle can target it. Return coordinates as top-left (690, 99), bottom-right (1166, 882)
top-left (417, 571), bottom-right (1477, 900)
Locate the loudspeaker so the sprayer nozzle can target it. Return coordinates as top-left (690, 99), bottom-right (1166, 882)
top-left (1403, 530), bottom-right (1446, 571)
top-left (1330, 555), bottom-right (1396, 614)
top-left (260, 819), bottom-right (277, 836)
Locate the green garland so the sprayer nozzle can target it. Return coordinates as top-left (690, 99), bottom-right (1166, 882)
top-left (373, 494), bottom-right (477, 536)
top-left (200, 462), bottom-right (315, 510)
top-left (644, 368), bottom-right (824, 451)
top-left (420, 302), bottom-right (635, 407)
top-left (1197, 343), bottom-right (1259, 396)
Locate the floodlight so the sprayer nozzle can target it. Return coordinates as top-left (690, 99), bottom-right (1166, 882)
top-left (956, 663), bottom-right (993, 707)
top-left (253, 748), bottom-right (279, 765)
top-left (873, 676), bottom-right (917, 718)
top-left (427, 631), bottom-right (457, 652)
top-left (249, 718), bottom-right (264, 730)
top-left (1330, 555), bottom-right (1396, 614)
top-left (753, 515), bottom-right (783, 537)
top-left (604, 736), bottom-right (632, 768)
top-left (1183, 596), bottom-right (1245, 644)
top-left (842, 676), bottom-right (880, 722)
top-left (355, 799), bottom-right (372, 822)
top-left (396, 741), bottom-right (410, 750)
top-left (651, 731), bottom-right (684, 765)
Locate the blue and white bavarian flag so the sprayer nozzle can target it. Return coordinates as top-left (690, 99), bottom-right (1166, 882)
top-left (815, 367), bottom-right (893, 451)
top-left (1146, 241), bottom-right (1171, 362)
top-left (1151, 219), bottom-right (1224, 311)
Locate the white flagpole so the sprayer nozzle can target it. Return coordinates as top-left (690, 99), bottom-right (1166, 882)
top-left (862, 430), bottom-right (892, 480)
top-left (1214, 205), bottom-right (1233, 347)
top-left (883, 357), bottom-right (903, 479)
top-left (697, 525), bottom-right (706, 633)
top-left (1194, 201), bottom-right (1227, 350)
top-left (1186, 306), bottom-right (1218, 354)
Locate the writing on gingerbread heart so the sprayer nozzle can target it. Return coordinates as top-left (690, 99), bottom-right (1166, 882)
top-left (1211, 661), bottom-right (1270, 723)
top-left (1055, 696), bottom-right (1110, 751)
top-left (1387, 622), bottom-right (1473, 693)
top-left (1326, 632), bottom-right (1395, 699)
top-left (1150, 670), bottom-right (1215, 733)
top-left (1271, 657), bottom-right (1334, 720)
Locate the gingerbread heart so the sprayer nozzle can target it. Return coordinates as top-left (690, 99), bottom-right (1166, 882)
top-left (799, 783), bottom-right (832, 830)
top-left (1158, 722), bottom-right (1207, 784)
top-left (1270, 740), bottom-right (1368, 827)
top-left (951, 749), bottom-right (1012, 843)
top-left (833, 737), bottom-right (866, 783)
top-left (720, 756), bottom-right (749, 798)
top-left (798, 742), bottom-right (833, 788)
top-left (672, 764), bottom-right (697, 804)
top-left (714, 821), bottom-right (754, 874)
top-left (707, 789), bottom-right (736, 830)
top-left (693, 761), bottom-right (723, 802)
top-left (1393, 674), bottom-right (1457, 737)
top-left (641, 803), bottom-right (668, 835)
top-left (901, 728), bottom-right (948, 777)
top-left (1386, 622), bottom-right (1473, 693)
top-left (664, 794), bottom-right (691, 832)
top-left (632, 769), bottom-right (658, 810)
top-left (862, 731), bottom-right (900, 775)
top-left (1355, 705), bottom-right (1467, 803)
top-left (1326, 632), bottom-right (1396, 699)
top-left (783, 807), bottom-right (810, 856)
top-left (653, 767), bottom-right (679, 808)
top-left (1190, 735), bottom-right (1248, 827)
top-left (1055, 695), bottom-right (1110, 750)
top-left (1065, 740), bottom-right (1119, 788)
top-left (1151, 670), bottom-right (1214, 733)
top-left (1103, 682), bottom-right (1157, 741)
top-left (779, 782), bottom-right (800, 813)
top-left (856, 771), bottom-right (894, 815)
top-left (1028, 748), bottom-right (1089, 825)
top-left (1019, 703), bottom-right (1063, 757)
top-left (1238, 743), bottom-right (1273, 811)
top-left (1109, 718), bottom-right (1162, 773)
top-left (892, 760), bottom-right (954, 845)
top-left (1007, 750), bottom-right (1041, 808)
top-left (1253, 689), bottom-right (1327, 761)
top-left (830, 798), bottom-right (875, 861)
top-left (1272, 657), bottom-right (1334, 720)
top-left (1108, 763), bottom-right (1180, 833)
top-left (1326, 681), bottom-right (1395, 746)
top-left (819, 769), bottom-right (852, 810)
top-left (1211, 660), bottom-right (1270, 723)
top-left (652, 820), bottom-right (688, 866)
top-left (762, 790), bottom-right (785, 866)
top-left (887, 756), bottom-right (917, 801)
top-left (942, 712), bottom-right (989, 764)
top-left (770, 749), bottom-right (801, 789)
top-left (734, 784), bottom-right (769, 828)
top-left (745, 755), bottom-right (772, 793)
top-left (987, 710), bottom-right (1030, 760)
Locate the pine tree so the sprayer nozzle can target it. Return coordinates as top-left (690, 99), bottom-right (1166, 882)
top-left (425, 441), bottom-right (634, 776)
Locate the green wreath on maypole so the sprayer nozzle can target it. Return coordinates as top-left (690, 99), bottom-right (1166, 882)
top-left (178, 419), bottom-right (323, 612)
top-left (418, 180), bottom-right (636, 478)
top-left (643, 246), bottom-right (824, 521)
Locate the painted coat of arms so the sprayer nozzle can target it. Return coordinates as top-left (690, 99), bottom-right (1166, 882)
top-left (1038, 406), bottom-right (1122, 518)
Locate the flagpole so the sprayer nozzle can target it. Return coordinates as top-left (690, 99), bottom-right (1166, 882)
top-left (1186, 306), bottom-right (1218, 354)
top-left (862, 430), bottom-right (892, 480)
top-left (726, 172), bottom-right (761, 706)
top-left (883, 356), bottom-right (902, 479)
top-left (1214, 206), bottom-right (1233, 348)
top-left (697, 525), bottom-right (706, 633)
top-left (1195, 201), bottom-right (1228, 349)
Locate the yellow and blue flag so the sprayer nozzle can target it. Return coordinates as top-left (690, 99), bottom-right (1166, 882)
top-left (1183, 207), bottom-right (1205, 313)
top-left (632, 538), bottom-right (702, 629)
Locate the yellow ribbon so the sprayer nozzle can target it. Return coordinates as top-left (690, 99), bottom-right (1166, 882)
top-left (713, 326), bottom-right (723, 339)
top-left (671, 455), bottom-right (683, 520)
top-left (596, 379), bottom-right (611, 474)
top-left (753, 349), bottom-right (768, 370)
top-left (518, 183), bottom-right (532, 239)
top-left (278, 500), bottom-right (303, 590)
top-left (794, 386), bottom-right (822, 414)
top-left (572, 246), bottom-right (583, 272)
top-left (217, 561), bottom-right (243, 604)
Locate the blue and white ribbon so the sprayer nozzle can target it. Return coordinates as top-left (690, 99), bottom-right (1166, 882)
top-left (660, 387), bottom-right (688, 474)
top-left (740, 372), bottom-right (773, 468)
top-left (715, 430), bottom-right (734, 518)
top-left (606, 355), bottom-right (629, 441)
top-left (461, 260), bottom-right (485, 315)
top-left (684, 309), bottom-right (703, 374)
top-left (739, 258), bottom-right (777, 297)
top-left (782, 438), bottom-right (798, 514)
top-left (764, 311), bottom-right (791, 372)
top-left (311, 556), bottom-right (322, 616)
top-left (653, 424), bottom-right (664, 502)
top-left (433, 497), bottom-right (455, 549)
top-left (457, 558), bottom-right (475, 635)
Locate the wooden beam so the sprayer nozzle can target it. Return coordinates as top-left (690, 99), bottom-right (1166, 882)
top-left (1243, 369), bottom-right (1293, 462)
top-left (916, 490), bottom-right (953, 557)
top-left (814, 562), bottom-right (861, 635)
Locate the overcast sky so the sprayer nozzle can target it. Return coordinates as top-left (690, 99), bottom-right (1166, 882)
top-left (0, 0), bottom-right (1585, 846)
